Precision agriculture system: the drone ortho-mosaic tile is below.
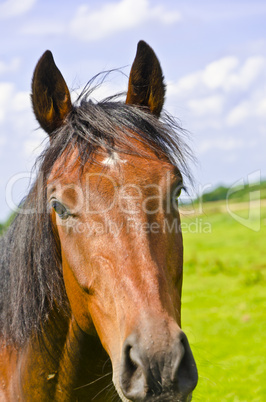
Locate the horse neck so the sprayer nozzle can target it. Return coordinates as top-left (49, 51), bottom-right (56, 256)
top-left (18, 309), bottom-right (113, 400)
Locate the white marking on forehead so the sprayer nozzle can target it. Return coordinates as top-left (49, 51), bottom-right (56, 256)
top-left (102, 152), bottom-right (126, 166)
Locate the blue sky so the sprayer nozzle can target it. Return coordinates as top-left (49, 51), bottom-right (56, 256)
top-left (0, 0), bottom-right (266, 220)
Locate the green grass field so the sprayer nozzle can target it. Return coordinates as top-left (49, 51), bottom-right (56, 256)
top-left (181, 199), bottom-right (266, 401)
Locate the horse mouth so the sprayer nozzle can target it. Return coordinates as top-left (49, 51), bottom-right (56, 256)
top-left (116, 389), bottom-right (194, 402)
top-left (114, 376), bottom-right (194, 402)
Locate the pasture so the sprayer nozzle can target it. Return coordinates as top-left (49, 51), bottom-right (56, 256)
top-left (181, 198), bottom-right (266, 401)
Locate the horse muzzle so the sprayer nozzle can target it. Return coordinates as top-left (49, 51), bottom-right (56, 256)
top-left (117, 330), bottom-right (198, 401)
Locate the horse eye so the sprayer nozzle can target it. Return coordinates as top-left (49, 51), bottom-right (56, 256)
top-left (51, 200), bottom-right (70, 220)
top-left (172, 183), bottom-right (184, 208)
top-left (175, 183), bottom-right (184, 198)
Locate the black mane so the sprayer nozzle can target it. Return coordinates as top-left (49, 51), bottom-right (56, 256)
top-left (0, 88), bottom-right (192, 346)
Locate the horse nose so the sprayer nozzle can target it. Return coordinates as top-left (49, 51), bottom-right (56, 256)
top-left (120, 332), bottom-right (198, 401)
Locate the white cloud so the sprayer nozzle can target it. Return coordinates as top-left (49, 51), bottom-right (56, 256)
top-left (0, 58), bottom-right (20, 75)
top-left (226, 91), bottom-right (266, 127)
top-left (202, 57), bottom-right (239, 90)
top-left (168, 57), bottom-right (239, 97)
top-left (224, 56), bottom-right (266, 92)
top-left (23, 132), bottom-right (46, 159)
top-left (187, 95), bottom-right (224, 117)
top-left (70, 0), bottom-right (181, 41)
top-left (226, 101), bottom-right (250, 127)
top-left (0, 81), bottom-right (40, 158)
top-left (0, 80), bottom-right (48, 163)
top-left (0, 0), bottom-right (36, 19)
top-left (0, 83), bottom-right (31, 123)
top-left (0, 82), bottom-right (14, 122)
top-left (257, 98), bottom-right (266, 116)
top-left (167, 72), bottom-right (202, 97)
top-left (169, 55), bottom-right (266, 97)
top-left (167, 54), bottom-right (266, 131)
top-left (12, 91), bottom-right (31, 112)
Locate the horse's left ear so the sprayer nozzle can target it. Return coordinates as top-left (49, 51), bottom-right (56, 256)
top-left (126, 41), bottom-right (165, 117)
top-left (31, 51), bottom-right (72, 135)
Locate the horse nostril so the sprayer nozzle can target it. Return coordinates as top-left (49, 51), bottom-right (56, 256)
top-left (120, 336), bottom-right (148, 400)
top-left (172, 333), bottom-right (198, 395)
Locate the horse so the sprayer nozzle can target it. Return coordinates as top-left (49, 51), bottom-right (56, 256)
top-left (0, 41), bottom-right (198, 401)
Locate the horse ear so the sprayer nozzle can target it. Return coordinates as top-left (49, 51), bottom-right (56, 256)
top-left (126, 41), bottom-right (165, 117)
top-left (31, 51), bottom-right (72, 135)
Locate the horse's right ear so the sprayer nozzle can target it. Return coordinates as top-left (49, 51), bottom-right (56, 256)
top-left (126, 41), bottom-right (165, 117)
top-left (31, 51), bottom-right (72, 136)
